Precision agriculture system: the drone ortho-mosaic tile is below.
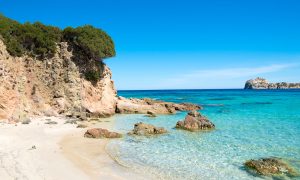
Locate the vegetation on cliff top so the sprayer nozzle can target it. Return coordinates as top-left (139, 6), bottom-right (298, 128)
top-left (0, 14), bottom-right (115, 60)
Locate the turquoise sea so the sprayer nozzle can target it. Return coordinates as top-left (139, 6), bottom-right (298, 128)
top-left (107, 89), bottom-right (300, 180)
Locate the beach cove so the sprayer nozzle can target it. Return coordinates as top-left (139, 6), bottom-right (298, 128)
top-left (0, 90), bottom-right (299, 179)
top-left (1, 1), bottom-right (300, 179)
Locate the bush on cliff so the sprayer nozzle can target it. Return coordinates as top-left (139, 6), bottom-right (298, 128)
top-left (63, 26), bottom-right (115, 60)
top-left (84, 70), bottom-right (102, 83)
top-left (0, 14), bottom-right (23, 56)
top-left (18, 22), bottom-right (61, 57)
top-left (0, 14), bottom-right (115, 60)
top-left (0, 15), bottom-right (61, 57)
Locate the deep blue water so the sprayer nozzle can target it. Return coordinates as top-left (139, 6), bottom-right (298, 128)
top-left (107, 89), bottom-right (300, 179)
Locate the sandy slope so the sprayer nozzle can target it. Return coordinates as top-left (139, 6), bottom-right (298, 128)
top-left (0, 116), bottom-right (143, 180)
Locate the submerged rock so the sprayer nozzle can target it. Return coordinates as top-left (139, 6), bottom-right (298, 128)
top-left (128, 122), bottom-right (167, 136)
top-left (176, 111), bottom-right (215, 131)
top-left (244, 157), bottom-right (298, 177)
top-left (84, 128), bottom-right (122, 138)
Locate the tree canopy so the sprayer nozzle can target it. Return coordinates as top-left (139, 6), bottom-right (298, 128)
top-left (0, 14), bottom-right (115, 60)
top-left (63, 25), bottom-right (115, 59)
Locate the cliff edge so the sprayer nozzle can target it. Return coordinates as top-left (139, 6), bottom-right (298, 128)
top-left (244, 77), bottom-right (300, 89)
top-left (0, 39), bottom-right (116, 120)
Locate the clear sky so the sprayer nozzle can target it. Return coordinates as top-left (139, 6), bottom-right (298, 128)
top-left (1, 0), bottom-right (300, 89)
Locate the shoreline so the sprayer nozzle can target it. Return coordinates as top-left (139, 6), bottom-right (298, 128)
top-left (1, 90), bottom-right (299, 179)
top-left (0, 116), bottom-right (144, 180)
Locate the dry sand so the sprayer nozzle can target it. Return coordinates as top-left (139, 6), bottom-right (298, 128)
top-left (0, 116), bottom-right (145, 180)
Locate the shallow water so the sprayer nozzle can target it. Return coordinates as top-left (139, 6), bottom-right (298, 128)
top-left (107, 89), bottom-right (300, 179)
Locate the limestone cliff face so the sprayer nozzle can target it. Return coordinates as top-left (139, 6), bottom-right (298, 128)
top-left (0, 39), bottom-right (116, 120)
top-left (244, 77), bottom-right (300, 89)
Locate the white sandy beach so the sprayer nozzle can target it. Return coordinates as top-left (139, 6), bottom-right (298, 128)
top-left (0, 116), bottom-right (144, 180)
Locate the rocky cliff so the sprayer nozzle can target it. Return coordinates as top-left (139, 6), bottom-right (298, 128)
top-left (244, 77), bottom-right (300, 89)
top-left (0, 39), bottom-right (201, 121)
top-left (0, 39), bottom-right (116, 121)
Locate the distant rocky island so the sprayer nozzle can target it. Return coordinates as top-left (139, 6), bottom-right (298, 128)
top-left (244, 77), bottom-right (300, 89)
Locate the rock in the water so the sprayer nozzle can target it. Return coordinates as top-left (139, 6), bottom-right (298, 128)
top-left (84, 128), bottom-right (122, 138)
top-left (128, 122), bottom-right (167, 136)
top-left (244, 77), bottom-right (300, 89)
top-left (116, 97), bottom-right (175, 114)
top-left (244, 157), bottom-right (298, 177)
top-left (244, 77), bottom-right (269, 89)
top-left (116, 97), bottom-right (201, 115)
top-left (173, 103), bottom-right (202, 111)
top-left (145, 111), bottom-right (156, 117)
top-left (176, 111), bottom-right (215, 131)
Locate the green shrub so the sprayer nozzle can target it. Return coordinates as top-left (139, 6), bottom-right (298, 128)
top-left (63, 25), bottom-right (115, 59)
top-left (0, 14), bottom-right (115, 83)
top-left (17, 22), bottom-right (62, 57)
top-left (0, 15), bottom-right (62, 57)
top-left (5, 37), bottom-right (23, 56)
top-left (0, 14), bottom-right (115, 60)
top-left (0, 14), bottom-right (23, 56)
top-left (85, 70), bottom-right (100, 82)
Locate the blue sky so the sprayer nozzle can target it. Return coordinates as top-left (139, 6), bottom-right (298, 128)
top-left (1, 0), bottom-right (300, 89)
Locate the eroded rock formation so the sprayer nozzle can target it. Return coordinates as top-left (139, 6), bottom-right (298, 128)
top-left (244, 77), bottom-right (300, 89)
top-left (176, 111), bottom-right (215, 131)
top-left (115, 97), bottom-right (201, 115)
top-left (128, 122), bottom-right (167, 136)
top-left (0, 39), bottom-right (116, 121)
